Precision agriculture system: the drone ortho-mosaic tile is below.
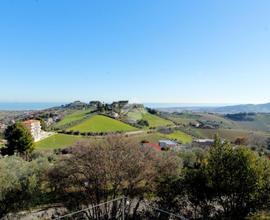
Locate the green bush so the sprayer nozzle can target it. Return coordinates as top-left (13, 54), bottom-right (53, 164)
top-left (0, 156), bottom-right (50, 218)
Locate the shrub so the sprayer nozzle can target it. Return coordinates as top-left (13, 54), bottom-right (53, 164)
top-left (0, 156), bottom-right (50, 218)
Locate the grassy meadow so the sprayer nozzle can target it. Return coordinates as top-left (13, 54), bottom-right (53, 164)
top-left (163, 131), bottom-right (193, 144)
top-left (54, 109), bottom-right (91, 128)
top-left (142, 113), bottom-right (174, 127)
top-left (35, 134), bottom-right (84, 150)
top-left (68, 115), bottom-right (137, 133)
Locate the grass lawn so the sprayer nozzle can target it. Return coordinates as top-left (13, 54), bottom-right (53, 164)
top-left (68, 115), bottom-right (137, 133)
top-left (55, 109), bottom-right (91, 128)
top-left (35, 134), bottom-right (84, 150)
top-left (163, 131), bottom-right (193, 144)
top-left (142, 113), bottom-right (174, 127)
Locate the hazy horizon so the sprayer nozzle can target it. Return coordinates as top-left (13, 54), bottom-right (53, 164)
top-left (0, 101), bottom-right (268, 111)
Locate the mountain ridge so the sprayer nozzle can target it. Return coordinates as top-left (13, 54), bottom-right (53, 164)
top-left (157, 102), bottom-right (270, 114)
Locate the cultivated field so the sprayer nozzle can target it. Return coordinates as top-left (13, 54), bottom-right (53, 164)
top-left (142, 113), bottom-right (174, 127)
top-left (68, 115), bottom-right (137, 132)
top-left (35, 134), bottom-right (84, 149)
top-left (163, 130), bottom-right (193, 144)
top-left (54, 109), bottom-right (91, 128)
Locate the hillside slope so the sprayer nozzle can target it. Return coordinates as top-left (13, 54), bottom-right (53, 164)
top-left (54, 109), bottom-right (92, 128)
top-left (142, 113), bottom-right (174, 127)
top-left (68, 115), bottom-right (137, 133)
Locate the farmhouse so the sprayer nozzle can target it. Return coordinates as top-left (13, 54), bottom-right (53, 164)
top-left (22, 120), bottom-right (42, 142)
top-left (159, 139), bottom-right (178, 150)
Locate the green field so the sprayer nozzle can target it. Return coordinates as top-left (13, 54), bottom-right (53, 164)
top-left (163, 131), bottom-right (193, 144)
top-left (142, 113), bottom-right (174, 127)
top-left (236, 114), bottom-right (270, 132)
top-left (168, 113), bottom-right (201, 125)
top-left (68, 115), bottom-right (137, 133)
top-left (35, 134), bottom-right (84, 150)
top-left (190, 128), bottom-right (270, 141)
top-left (55, 109), bottom-right (91, 128)
top-left (168, 112), bottom-right (236, 129)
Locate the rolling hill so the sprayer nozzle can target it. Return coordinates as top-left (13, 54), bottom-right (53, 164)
top-left (123, 106), bottom-right (174, 128)
top-left (68, 115), bottom-right (137, 133)
top-left (54, 109), bottom-right (92, 128)
top-left (142, 113), bottom-right (174, 127)
top-left (158, 102), bottom-right (270, 114)
top-left (213, 103), bottom-right (270, 113)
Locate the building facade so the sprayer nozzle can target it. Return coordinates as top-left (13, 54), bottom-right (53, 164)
top-left (22, 120), bottom-right (42, 142)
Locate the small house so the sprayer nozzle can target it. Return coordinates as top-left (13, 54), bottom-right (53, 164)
top-left (159, 140), bottom-right (178, 150)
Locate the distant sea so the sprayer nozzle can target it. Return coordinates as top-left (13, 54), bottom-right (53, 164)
top-left (0, 102), bottom-right (232, 111)
top-left (0, 102), bottom-right (65, 111)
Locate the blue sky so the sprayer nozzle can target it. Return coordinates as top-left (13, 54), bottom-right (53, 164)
top-left (0, 0), bottom-right (269, 104)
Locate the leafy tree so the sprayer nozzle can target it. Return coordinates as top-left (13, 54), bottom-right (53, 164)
top-left (2, 122), bottom-right (34, 156)
top-left (153, 152), bottom-right (183, 217)
top-left (47, 136), bottom-right (159, 218)
top-left (206, 135), bottom-right (270, 218)
top-left (137, 119), bottom-right (149, 127)
top-left (0, 156), bottom-right (50, 218)
top-left (36, 117), bottom-right (46, 130)
top-left (183, 166), bottom-right (214, 219)
top-left (178, 151), bottom-right (197, 168)
top-left (155, 135), bottom-right (270, 219)
top-left (146, 108), bottom-right (157, 115)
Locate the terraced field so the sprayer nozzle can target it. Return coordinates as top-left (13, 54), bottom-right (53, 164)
top-left (68, 115), bottom-right (137, 133)
top-left (35, 134), bottom-right (84, 150)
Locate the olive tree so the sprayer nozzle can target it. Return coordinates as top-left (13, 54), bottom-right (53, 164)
top-left (0, 156), bottom-right (50, 218)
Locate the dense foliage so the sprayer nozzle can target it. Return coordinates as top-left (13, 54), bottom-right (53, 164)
top-left (225, 112), bottom-right (256, 121)
top-left (1, 135), bottom-right (270, 219)
top-left (156, 135), bottom-right (270, 219)
top-left (2, 122), bottom-right (34, 156)
top-left (0, 156), bottom-right (50, 218)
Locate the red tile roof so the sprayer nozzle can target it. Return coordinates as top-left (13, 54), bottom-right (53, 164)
top-left (143, 142), bottom-right (161, 151)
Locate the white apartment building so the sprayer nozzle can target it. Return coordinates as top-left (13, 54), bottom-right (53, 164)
top-left (22, 120), bottom-right (42, 142)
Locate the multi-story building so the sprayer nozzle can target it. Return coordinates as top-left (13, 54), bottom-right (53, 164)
top-left (22, 120), bottom-right (42, 142)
